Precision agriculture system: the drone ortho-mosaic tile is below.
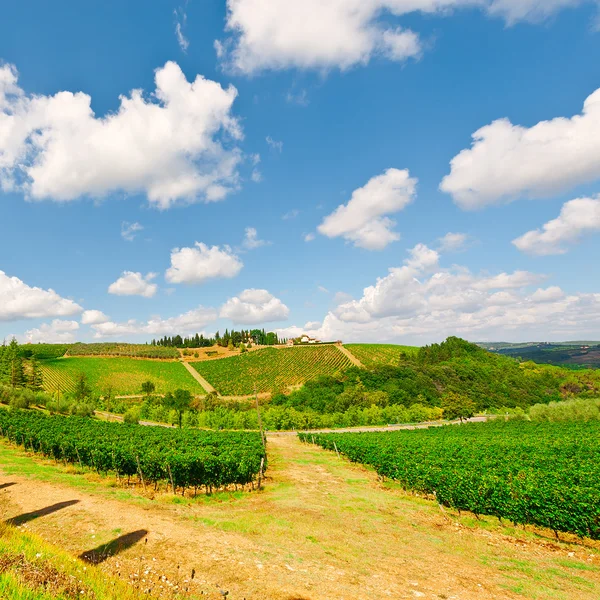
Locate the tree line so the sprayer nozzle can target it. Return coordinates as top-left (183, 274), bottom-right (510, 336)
top-left (151, 328), bottom-right (282, 349)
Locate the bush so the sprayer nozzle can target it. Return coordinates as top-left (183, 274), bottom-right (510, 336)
top-left (123, 408), bottom-right (141, 424)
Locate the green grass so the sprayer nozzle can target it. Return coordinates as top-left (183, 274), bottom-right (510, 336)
top-left (0, 522), bottom-right (145, 600)
top-left (344, 343), bottom-right (418, 368)
top-left (192, 345), bottom-right (353, 395)
top-left (40, 357), bottom-right (203, 396)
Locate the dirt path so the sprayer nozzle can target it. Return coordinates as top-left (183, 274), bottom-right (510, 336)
top-left (336, 344), bottom-right (364, 367)
top-left (1, 437), bottom-right (599, 600)
top-left (182, 361), bottom-right (216, 394)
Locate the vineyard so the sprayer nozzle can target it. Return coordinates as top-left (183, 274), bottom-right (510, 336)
top-left (0, 410), bottom-right (266, 493)
top-left (192, 345), bottom-right (353, 396)
top-left (300, 421), bottom-right (600, 539)
top-left (67, 343), bottom-right (179, 359)
top-left (344, 344), bottom-right (418, 368)
top-left (40, 357), bottom-right (203, 396)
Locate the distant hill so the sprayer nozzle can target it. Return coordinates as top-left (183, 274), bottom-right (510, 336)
top-left (477, 341), bottom-right (600, 369)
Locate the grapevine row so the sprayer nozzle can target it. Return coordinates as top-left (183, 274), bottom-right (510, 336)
top-left (300, 421), bottom-right (600, 539)
top-left (0, 410), bottom-right (266, 493)
top-left (193, 346), bottom-right (352, 395)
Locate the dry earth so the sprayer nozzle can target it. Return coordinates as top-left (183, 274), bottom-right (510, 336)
top-left (1, 435), bottom-right (599, 600)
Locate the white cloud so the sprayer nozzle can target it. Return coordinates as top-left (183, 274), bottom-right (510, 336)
top-left (216, 0), bottom-right (588, 75)
top-left (530, 286), bottom-right (565, 303)
top-left (318, 286), bottom-right (329, 293)
top-left (174, 6), bottom-right (189, 52)
top-left (266, 136), bottom-right (283, 152)
top-left (242, 227), bottom-right (270, 249)
top-left (165, 242), bottom-right (243, 284)
top-left (121, 221), bottom-right (144, 242)
top-left (108, 272), bottom-right (158, 298)
top-left (317, 168), bottom-right (417, 250)
top-left (251, 169), bottom-right (262, 182)
top-left (92, 306), bottom-right (218, 338)
top-left (441, 87), bottom-right (600, 209)
top-left (0, 271), bottom-right (82, 321)
top-left (81, 310), bottom-right (110, 325)
top-left (0, 61), bottom-right (242, 209)
top-left (220, 289), bottom-right (290, 324)
top-left (18, 319), bottom-right (80, 344)
top-left (438, 232), bottom-right (468, 252)
top-left (276, 243), bottom-right (588, 344)
top-left (304, 233), bottom-right (315, 242)
top-left (513, 196), bottom-right (600, 256)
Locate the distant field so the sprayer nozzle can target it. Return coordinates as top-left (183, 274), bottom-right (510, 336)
top-left (192, 345), bottom-right (352, 395)
top-left (344, 344), bottom-right (418, 368)
top-left (40, 357), bottom-right (203, 396)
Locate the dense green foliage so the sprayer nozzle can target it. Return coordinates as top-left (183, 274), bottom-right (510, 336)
top-left (301, 421), bottom-right (600, 539)
top-left (40, 357), bottom-right (202, 396)
top-left (276, 338), bottom-right (600, 414)
top-left (0, 410), bottom-right (265, 492)
top-left (18, 343), bottom-right (71, 360)
top-left (192, 345), bottom-right (352, 395)
top-left (344, 344), bottom-right (418, 368)
top-left (529, 397), bottom-right (600, 421)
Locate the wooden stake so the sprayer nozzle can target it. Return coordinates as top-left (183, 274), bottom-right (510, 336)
top-left (136, 455), bottom-right (147, 492)
top-left (167, 463), bottom-right (176, 494)
top-left (333, 442), bottom-right (340, 459)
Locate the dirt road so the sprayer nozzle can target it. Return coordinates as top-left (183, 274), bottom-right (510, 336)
top-left (1, 436), bottom-right (598, 600)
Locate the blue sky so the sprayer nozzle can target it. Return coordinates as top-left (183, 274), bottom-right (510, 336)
top-left (2, 0), bottom-right (600, 345)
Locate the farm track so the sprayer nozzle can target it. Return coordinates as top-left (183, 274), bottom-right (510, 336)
top-left (335, 344), bottom-right (364, 367)
top-left (182, 361), bottom-right (216, 393)
top-left (2, 435), bottom-right (599, 599)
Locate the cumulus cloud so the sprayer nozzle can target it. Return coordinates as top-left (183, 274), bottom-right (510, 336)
top-left (216, 0), bottom-right (589, 75)
top-left (81, 310), bottom-right (110, 325)
top-left (438, 232), bottom-right (468, 252)
top-left (165, 242), bottom-right (243, 284)
top-left (242, 227), bottom-right (270, 250)
top-left (18, 319), bottom-right (79, 344)
top-left (0, 61), bottom-right (242, 209)
top-left (121, 221), bottom-right (144, 242)
top-left (0, 271), bottom-right (82, 321)
top-left (220, 289), bottom-right (290, 324)
top-left (304, 233), bottom-right (315, 242)
top-left (92, 306), bottom-right (217, 338)
top-left (441, 88), bottom-right (600, 209)
top-left (513, 196), bottom-right (600, 255)
top-left (108, 272), bottom-right (158, 298)
top-left (318, 168), bottom-right (417, 250)
top-left (276, 243), bottom-right (590, 344)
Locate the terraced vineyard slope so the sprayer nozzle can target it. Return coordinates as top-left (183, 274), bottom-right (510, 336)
top-left (344, 344), bottom-right (418, 368)
top-left (40, 357), bottom-right (203, 396)
top-left (191, 345), bottom-right (352, 395)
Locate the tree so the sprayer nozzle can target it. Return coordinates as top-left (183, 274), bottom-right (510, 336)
top-left (73, 373), bottom-right (92, 402)
top-left (164, 389), bottom-right (192, 428)
top-left (4, 340), bottom-right (25, 389)
top-left (441, 392), bottom-right (476, 422)
top-left (28, 358), bottom-right (44, 392)
top-left (141, 380), bottom-right (156, 398)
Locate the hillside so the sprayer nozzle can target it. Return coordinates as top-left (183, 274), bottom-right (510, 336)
top-left (344, 343), bottom-right (417, 368)
top-left (40, 357), bottom-right (203, 396)
top-left (191, 344), bottom-right (352, 395)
